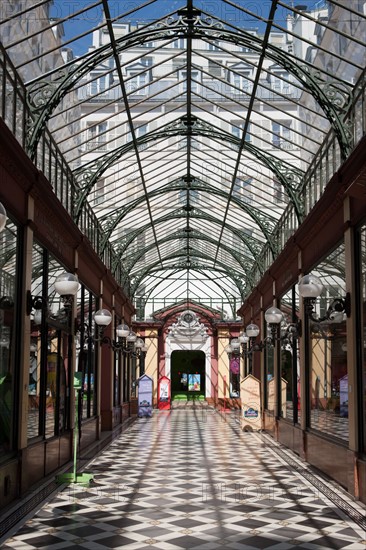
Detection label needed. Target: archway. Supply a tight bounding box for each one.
[171,350,205,402]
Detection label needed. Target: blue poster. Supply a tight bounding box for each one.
[138,374,153,417]
[339,374,348,418]
[188,374,200,392]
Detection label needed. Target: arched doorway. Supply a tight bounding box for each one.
[171,350,205,401]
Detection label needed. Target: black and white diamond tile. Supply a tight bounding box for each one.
[1,409,365,549]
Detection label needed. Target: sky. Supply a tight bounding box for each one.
[51,0,326,56]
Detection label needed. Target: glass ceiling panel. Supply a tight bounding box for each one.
[1,0,365,315]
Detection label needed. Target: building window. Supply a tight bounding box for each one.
[172,38,186,48]
[208,60,222,77]
[232,71,252,94]
[272,121,292,149]
[178,188,200,205]
[89,74,109,96]
[273,177,286,204]
[208,40,220,51]
[87,122,107,151]
[181,70,200,94]
[126,123,149,149]
[271,72,291,95]
[94,178,105,205]
[232,122,251,142]
[233,176,253,203]
[126,71,147,95]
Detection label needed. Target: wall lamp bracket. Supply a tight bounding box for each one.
[299,274,351,323]
[26,290,47,316]
[0,295,14,310]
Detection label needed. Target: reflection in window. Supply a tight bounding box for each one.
[310,321,348,440]
[0,219,18,455]
[28,243,43,440]
[361,223,366,452]
[76,286,97,420]
[308,246,348,441]
[229,356,240,398]
[28,245,72,440]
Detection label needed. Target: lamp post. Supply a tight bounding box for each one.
[298,273,350,322]
[238,331,249,376]
[54,272,80,308]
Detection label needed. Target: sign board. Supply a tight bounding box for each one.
[339,374,348,418]
[74,371,83,390]
[158,376,171,410]
[137,374,153,417]
[240,374,261,431]
[188,373,200,391]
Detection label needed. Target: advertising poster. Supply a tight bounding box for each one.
[339,374,348,418]
[138,374,153,417]
[158,376,171,410]
[188,373,200,392]
[230,357,240,374]
[240,374,261,431]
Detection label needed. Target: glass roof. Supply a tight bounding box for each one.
[1,0,365,318]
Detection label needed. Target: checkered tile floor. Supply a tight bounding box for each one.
[2,409,365,549]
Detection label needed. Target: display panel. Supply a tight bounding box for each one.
[188,374,200,392]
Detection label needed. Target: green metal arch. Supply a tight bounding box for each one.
[129,251,248,298]
[102,180,276,254]
[121,229,254,274]
[73,117,305,221]
[109,202,272,264]
[26,13,353,160]
[135,267,241,317]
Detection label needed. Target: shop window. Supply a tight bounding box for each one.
[229,355,240,397]
[76,287,98,420]
[265,341,275,413]
[27,245,74,440]
[279,289,300,424]
[359,223,366,451]
[307,246,348,441]
[0,218,18,455]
